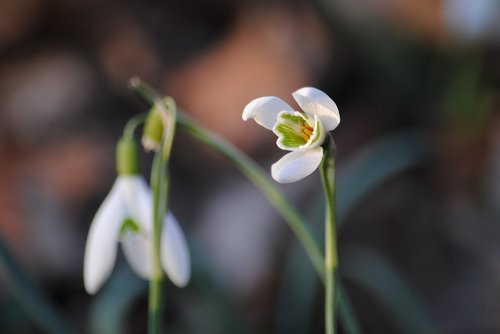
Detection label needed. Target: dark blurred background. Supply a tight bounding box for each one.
[0,0,499,333]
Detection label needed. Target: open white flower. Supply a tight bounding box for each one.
[243,87,340,183]
[83,175,191,294]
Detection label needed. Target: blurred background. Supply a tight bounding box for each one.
[0,0,499,333]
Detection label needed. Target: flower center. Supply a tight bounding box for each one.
[273,111,322,150]
[301,123,314,141]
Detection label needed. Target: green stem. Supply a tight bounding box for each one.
[149,148,165,334]
[320,137,338,334]
[123,113,147,139]
[141,96,177,334]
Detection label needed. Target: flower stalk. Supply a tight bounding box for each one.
[128,78,178,333]
[320,136,338,334]
[120,105,168,334]
[147,98,177,334]
[123,113,147,140]
[148,149,165,334]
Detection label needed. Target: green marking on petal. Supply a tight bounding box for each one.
[120,218,140,237]
[274,112,318,149]
[275,123,308,147]
[280,113,306,124]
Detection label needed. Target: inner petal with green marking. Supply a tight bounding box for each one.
[273,111,323,151]
[120,217,141,237]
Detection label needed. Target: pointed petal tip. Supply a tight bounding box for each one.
[83,277,99,295]
[242,97,260,121]
[161,213,192,288]
[83,251,111,295]
[121,233,152,280]
[243,96,275,121]
[170,267,191,288]
[242,96,293,130]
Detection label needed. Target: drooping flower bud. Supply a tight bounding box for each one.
[141,106,164,152]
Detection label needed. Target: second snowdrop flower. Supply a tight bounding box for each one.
[243,87,340,183]
[83,137,191,295]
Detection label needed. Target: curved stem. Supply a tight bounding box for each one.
[320,137,338,334]
[177,112,325,279]
[123,113,147,139]
[176,112,362,333]
[144,96,177,334]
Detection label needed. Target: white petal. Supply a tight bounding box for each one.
[117,176,154,279]
[121,233,152,279]
[161,213,191,287]
[83,180,125,294]
[292,87,340,131]
[242,96,294,130]
[119,176,153,234]
[271,147,324,183]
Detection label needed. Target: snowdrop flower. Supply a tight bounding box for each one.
[83,138,190,294]
[243,87,340,183]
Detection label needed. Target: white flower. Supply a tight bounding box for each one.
[243,87,340,183]
[83,175,191,294]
